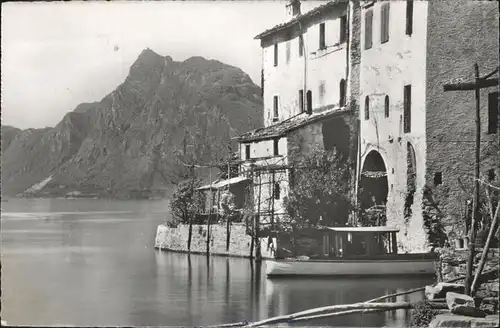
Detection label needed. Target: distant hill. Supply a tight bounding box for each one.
[1,125,22,152]
[1,49,263,198]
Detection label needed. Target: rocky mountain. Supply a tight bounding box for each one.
[1,125,22,152]
[1,49,263,198]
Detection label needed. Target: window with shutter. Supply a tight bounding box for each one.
[273,96,279,121]
[384,95,390,118]
[245,145,250,160]
[488,92,499,134]
[286,41,291,64]
[404,85,412,133]
[306,90,312,114]
[364,96,370,120]
[319,23,326,49]
[299,89,304,112]
[274,44,278,67]
[381,3,390,43]
[260,69,264,97]
[406,0,414,35]
[339,15,347,43]
[339,79,346,106]
[299,35,304,57]
[365,10,373,50]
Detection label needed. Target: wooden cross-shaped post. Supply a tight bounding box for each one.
[443,63,499,296]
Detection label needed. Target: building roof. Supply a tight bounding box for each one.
[197,176,251,191]
[234,106,351,143]
[254,0,345,40]
[325,226,400,233]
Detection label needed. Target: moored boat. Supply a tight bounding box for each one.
[266,226,438,277]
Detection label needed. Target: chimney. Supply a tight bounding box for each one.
[286,0,301,21]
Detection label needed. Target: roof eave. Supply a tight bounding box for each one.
[254,0,345,40]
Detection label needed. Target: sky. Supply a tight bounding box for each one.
[1,1,326,129]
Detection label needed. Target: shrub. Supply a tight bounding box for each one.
[409,301,440,328]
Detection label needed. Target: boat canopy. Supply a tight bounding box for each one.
[197,176,251,191]
[324,226,400,233]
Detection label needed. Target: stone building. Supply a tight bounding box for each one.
[358,0,499,252]
[234,0,362,233]
[234,0,498,253]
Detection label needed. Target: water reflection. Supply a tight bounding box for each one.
[2,199,434,327]
[263,275,431,327]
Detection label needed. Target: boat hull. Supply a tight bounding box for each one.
[266,256,437,277]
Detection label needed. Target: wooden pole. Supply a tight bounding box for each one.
[246,302,413,327]
[255,171,262,261]
[465,63,481,296]
[187,165,195,252]
[443,78,498,91]
[471,191,500,294]
[207,167,213,257]
[226,145,231,252]
[249,165,255,259]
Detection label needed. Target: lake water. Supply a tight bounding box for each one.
[1,198,434,326]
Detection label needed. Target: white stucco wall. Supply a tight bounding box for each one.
[262,5,348,127]
[359,0,428,252]
[239,137,288,160]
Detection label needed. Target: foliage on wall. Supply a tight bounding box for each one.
[283,148,353,234]
[170,171,203,225]
[404,143,417,225]
[422,184,448,248]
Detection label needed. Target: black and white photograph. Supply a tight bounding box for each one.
[1,0,499,327]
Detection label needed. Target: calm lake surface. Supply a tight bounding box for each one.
[1,198,434,327]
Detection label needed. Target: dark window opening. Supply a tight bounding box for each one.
[273,138,279,156]
[299,35,304,57]
[384,95,390,118]
[434,172,442,186]
[364,96,370,120]
[488,92,498,134]
[380,3,390,44]
[319,23,326,49]
[299,89,304,112]
[292,2,300,16]
[488,169,496,182]
[319,82,326,100]
[260,69,264,97]
[340,15,347,44]
[274,182,281,200]
[404,85,412,133]
[274,44,278,67]
[406,0,413,35]
[245,145,250,160]
[339,79,346,106]
[306,90,312,114]
[273,96,279,121]
[286,41,291,63]
[364,9,373,50]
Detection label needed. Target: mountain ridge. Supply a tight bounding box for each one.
[1,49,263,198]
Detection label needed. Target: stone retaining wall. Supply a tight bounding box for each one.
[437,247,499,315]
[154,223,276,259]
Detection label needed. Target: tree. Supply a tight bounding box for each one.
[169,171,203,226]
[283,148,354,231]
[216,151,239,181]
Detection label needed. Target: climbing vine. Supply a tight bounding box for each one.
[421,184,448,248]
[404,143,417,226]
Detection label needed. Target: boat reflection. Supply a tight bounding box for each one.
[263,271,433,327]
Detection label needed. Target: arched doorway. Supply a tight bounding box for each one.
[359,150,388,226]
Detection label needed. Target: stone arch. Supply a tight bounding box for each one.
[359,150,388,225]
